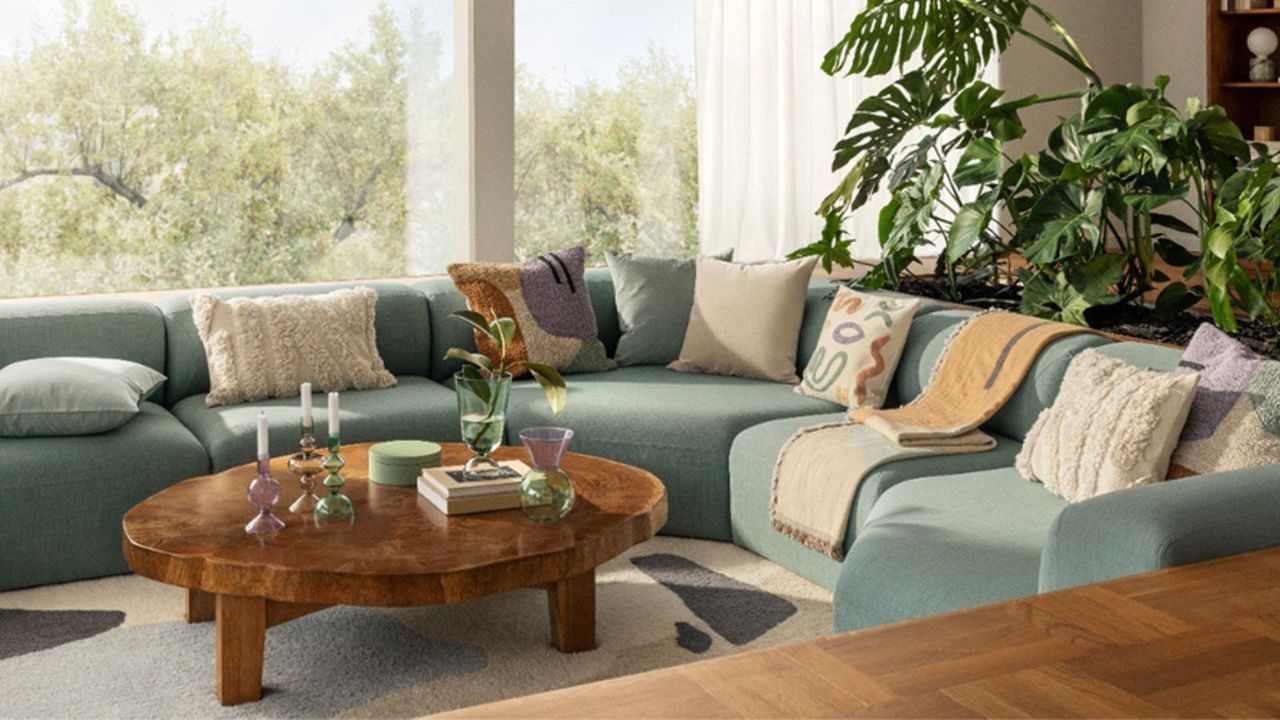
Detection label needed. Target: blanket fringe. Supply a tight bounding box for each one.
[769,421,852,560]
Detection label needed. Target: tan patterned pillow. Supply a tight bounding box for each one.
[1017,349,1199,503]
[795,287,920,408]
[447,245,615,377]
[191,287,396,407]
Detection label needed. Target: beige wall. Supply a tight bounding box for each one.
[998,0,1144,156]
[1142,0,1208,110]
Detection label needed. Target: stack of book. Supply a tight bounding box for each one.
[417,461,530,515]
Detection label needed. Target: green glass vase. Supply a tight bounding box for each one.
[454,371,512,480]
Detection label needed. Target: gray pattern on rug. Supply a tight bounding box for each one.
[631,553,797,645]
[0,538,830,718]
[0,608,125,660]
[0,607,486,719]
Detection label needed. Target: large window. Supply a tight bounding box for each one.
[514,0,697,262]
[0,0,450,298]
[0,1,696,300]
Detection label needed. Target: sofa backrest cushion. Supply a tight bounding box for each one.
[416,267,621,383]
[886,308,1113,440]
[1094,340,1182,372]
[158,281,429,406]
[0,298,167,399]
[890,309,973,405]
[983,333,1114,440]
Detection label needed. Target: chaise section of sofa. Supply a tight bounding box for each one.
[156,281,459,471]
[0,299,209,591]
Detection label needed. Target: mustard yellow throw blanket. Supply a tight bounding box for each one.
[771,311,1089,559]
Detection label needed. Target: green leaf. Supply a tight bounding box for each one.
[1151,212,1197,235]
[825,0,1029,91]
[490,317,517,354]
[443,347,492,371]
[947,202,992,262]
[526,362,568,415]
[1154,282,1203,320]
[1154,238,1197,267]
[451,310,496,341]
[457,364,492,405]
[953,137,1003,187]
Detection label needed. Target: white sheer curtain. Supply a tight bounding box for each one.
[694,0,888,262]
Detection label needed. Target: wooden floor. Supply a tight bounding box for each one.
[441,548,1280,718]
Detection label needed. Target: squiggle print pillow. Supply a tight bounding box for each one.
[794,287,920,409]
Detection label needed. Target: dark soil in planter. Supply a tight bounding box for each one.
[888,278,1280,360]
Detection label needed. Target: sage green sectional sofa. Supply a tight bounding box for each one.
[3,270,1279,642]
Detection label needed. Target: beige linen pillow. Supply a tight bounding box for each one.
[668,256,818,383]
[795,287,920,408]
[1016,348,1199,503]
[191,287,396,407]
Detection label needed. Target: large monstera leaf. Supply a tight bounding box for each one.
[824,0,1030,91]
[822,72,948,216]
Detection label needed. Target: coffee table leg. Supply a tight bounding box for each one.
[548,569,596,653]
[216,594,266,706]
[186,588,216,623]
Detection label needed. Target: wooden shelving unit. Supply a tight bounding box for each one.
[1209,2,1280,134]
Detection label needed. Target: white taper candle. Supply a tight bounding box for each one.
[257,411,268,458]
[300,382,312,420]
[328,392,340,436]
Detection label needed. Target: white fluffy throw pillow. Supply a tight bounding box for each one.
[191,287,396,407]
[1016,348,1199,503]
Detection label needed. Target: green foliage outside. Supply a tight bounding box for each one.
[0,0,697,299]
[790,0,1277,331]
[515,46,698,262]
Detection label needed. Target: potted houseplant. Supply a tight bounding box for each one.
[446,311,567,479]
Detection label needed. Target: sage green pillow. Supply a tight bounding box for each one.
[0,358,166,437]
[606,250,733,366]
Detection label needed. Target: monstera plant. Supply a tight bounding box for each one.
[790,0,1257,328]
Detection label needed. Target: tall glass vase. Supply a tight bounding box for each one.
[454,372,512,480]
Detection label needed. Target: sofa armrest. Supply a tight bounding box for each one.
[1039,465,1280,592]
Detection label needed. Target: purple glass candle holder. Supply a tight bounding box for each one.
[245,453,286,534]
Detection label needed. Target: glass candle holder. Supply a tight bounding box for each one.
[314,434,354,520]
[245,453,286,534]
[286,417,325,513]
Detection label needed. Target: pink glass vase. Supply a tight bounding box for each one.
[518,427,575,524]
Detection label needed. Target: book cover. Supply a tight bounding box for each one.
[418,476,521,515]
[421,460,530,498]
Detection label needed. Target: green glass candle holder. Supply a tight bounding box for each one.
[314,434,354,520]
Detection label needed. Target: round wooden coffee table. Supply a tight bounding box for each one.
[122,442,667,706]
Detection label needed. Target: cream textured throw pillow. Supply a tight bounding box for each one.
[668,256,819,383]
[794,287,920,408]
[1016,348,1199,503]
[191,287,396,407]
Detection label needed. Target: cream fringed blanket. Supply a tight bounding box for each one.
[771,311,1091,559]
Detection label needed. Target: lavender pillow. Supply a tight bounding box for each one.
[1170,324,1280,477]
[447,246,616,376]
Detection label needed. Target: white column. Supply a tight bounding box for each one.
[454,0,515,263]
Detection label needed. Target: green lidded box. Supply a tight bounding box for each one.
[368,440,443,486]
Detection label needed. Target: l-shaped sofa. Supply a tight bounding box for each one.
[3,270,1279,634]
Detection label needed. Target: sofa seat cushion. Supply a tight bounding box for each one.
[173,376,459,472]
[502,366,840,540]
[834,466,1065,632]
[0,403,210,591]
[729,414,1023,589]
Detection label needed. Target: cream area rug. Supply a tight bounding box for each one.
[0,538,830,719]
